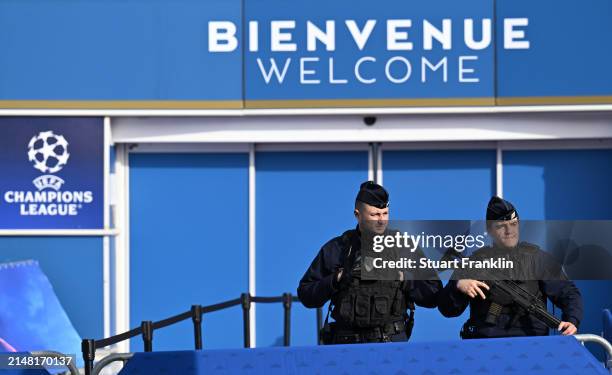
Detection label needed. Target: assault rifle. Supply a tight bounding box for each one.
[485,278,561,329]
[438,248,561,329]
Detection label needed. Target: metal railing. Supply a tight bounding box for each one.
[575,334,612,372]
[82,292,320,375]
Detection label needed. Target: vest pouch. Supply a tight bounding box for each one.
[371,295,390,324]
[391,295,405,316]
[354,294,371,326]
[386,281,405,318]
[338,294,355,323]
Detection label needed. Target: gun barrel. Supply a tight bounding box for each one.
[528,304,562,328]
[489,279,561,330]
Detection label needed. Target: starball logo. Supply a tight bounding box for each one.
[28,131,70,190]
[3,131,94,216]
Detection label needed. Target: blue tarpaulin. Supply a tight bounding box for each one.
[0,260,81,372]
[118,335,608,375]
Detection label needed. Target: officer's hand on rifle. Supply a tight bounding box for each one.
[457,279,490,299]
[558,321,577,335]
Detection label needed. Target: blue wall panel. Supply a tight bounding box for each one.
[129,153,248,351]
[0,0,242,101]
[0,237,104,340]
[496,0,612,98]
[504,149,612,359]
[383,149,496,342]
[383,150,496,220]
[255,151,368,346]
[503,150,612,220]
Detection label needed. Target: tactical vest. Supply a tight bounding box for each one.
[331,279,408,328]
[330,229,408,328]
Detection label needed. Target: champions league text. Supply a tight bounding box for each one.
[208,18,530,85]
[4,190,93,216]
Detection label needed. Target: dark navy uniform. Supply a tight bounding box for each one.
[297,181,442,344]
[437,197,583,338]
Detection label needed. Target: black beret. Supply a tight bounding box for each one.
[356,181,389,209]
[486,196,519,221]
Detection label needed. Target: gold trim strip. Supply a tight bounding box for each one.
[1,96,610,109]
[245,98,495,109]
[0,100,244,109]
[497,96,612,106]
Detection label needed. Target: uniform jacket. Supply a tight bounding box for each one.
[437,242,583,337]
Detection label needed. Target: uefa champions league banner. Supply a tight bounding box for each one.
[0,118,104,230]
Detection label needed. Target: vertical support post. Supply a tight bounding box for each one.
[376,142,383,185]
[248,144,257,346]
[192,305,203,350]
[114,143,131,354]
[496,143,503,198]
[241,293,251,348]
[282,293,292,347]
[370,142,379,183]
[81,339,95,375]
[102,116,111,340]
[141,321,153,352]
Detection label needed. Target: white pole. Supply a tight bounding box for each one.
[103,117,111,340]
[248,144,257,348]
[496,143,503,198]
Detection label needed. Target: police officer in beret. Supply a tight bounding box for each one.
[437,196,583,338]
[298,181,442,344]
